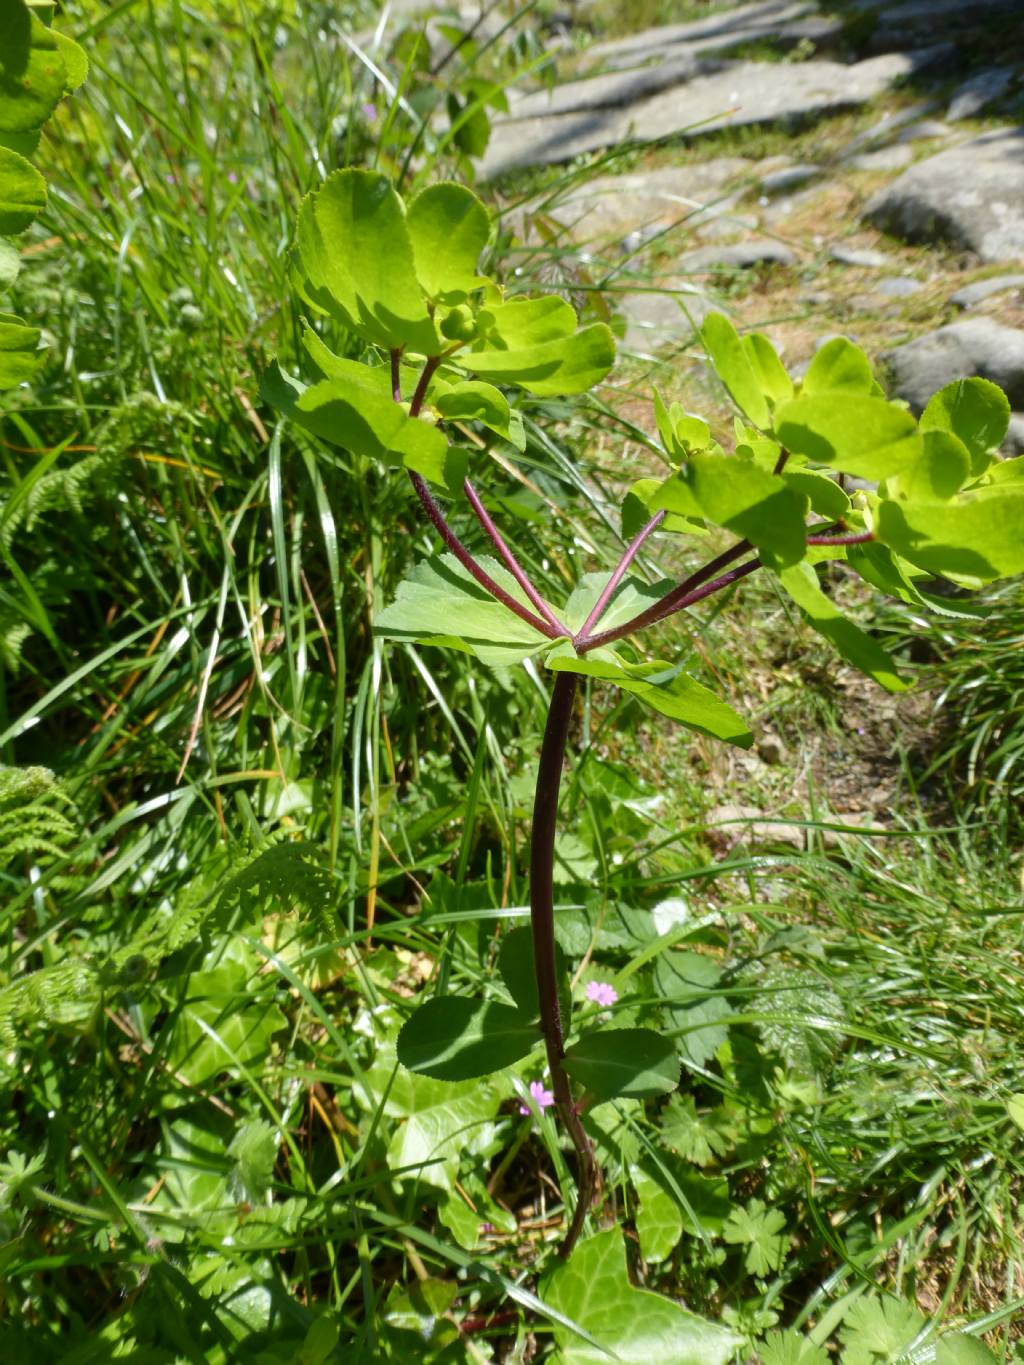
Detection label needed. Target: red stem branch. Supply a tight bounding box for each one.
[574,511,665,645]
[463,478,568,635]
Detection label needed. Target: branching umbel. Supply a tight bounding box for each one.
[265,168,1024,1259]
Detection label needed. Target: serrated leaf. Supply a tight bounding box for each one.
[458,320,616,397]
[801,337,875,395]
[52,30,88,93]
[760,1329,830,1365]
[934,1336,998,1364]
[652,453,809,568]
[839,1296,926,1361]
[778,561,907,692]
[702,312,772,428]
[723,1198,788,1276]
[563,1027,679,1100]
[774,392,922,479]
[406,181,490,301]
[662,1095,736,1166]
[0,0,68,134]
[0,144,45,234]
[375,553,551,666]
[397,996,539,1081]
[543,1228,741,1364]
[921,376,1010,478]
[0,309,39,388]
[545,641,753,747]
[876,488,1024,584]
[291,168,439,354]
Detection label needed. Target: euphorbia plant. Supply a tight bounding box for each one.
[266,168,1024,1261]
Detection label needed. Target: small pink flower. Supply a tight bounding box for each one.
[586,980,618,1007]
[519,1080,555,1115]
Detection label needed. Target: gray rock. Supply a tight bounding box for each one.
[896,119,953,143]
[760,163,820,194]
[549,159,753,243]
[757,733,788,765]
[1003,413,1024,455]
[618,285,716,350]
[950,274,1024,309]
[839,99,940,158]
[864,127,1024,263]
[505,53,709,121]
[480,53,924,178]
[681,239,796,271]
[830,245,894,268]
[874,276,923,297]
[947,66,1017,121]
[847,144,914,173]
[858,0,1019,48]
[882,318,1024,412]
[707,803,804,853]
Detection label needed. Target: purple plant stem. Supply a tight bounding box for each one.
[463,478,569,636]
[410,356,440,417]
[805,530,875,546]
[530,671,600,1257]
[390,349,402,404]
[574,511,665,645]
[408,474,563,640]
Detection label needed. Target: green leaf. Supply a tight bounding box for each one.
[778,562,908,692]
[633,1167,684,1263]
[0,0,68,133]
[623,479,705,537]
[458,321,616,397]
[52,29,88,93]
[0,309,39,388]
[801,336,875,395]
[891,428,970,502]
[497,925,570,1025]
[261,362,461,488]
[701,313,772,428]
[0,144,45,234]
[784,469,851,520]
[375,553,550,667]
[654,950,730,1067]
[847,541,985,619]
[760,1329,830,1365]
[563,1027,679,1100]
[839,1296,925,1362]
[406,181,490,301]
[662,1095,736,1167]
[723,1198,788,1276]
[0,236,18,289]
[1007,1093,1024,1131]
[545,642,753,748]
[291,168,439,354]
[652,453,809,568]
[774,393,922,479]
[876,488,1024,584]
[743,332,793,407]
[480,295,577,348]
[432,377,514,443]
[542,1228,741,1364]
[934,1336,998,1364]
[920,376,1010,478]
[397,995,539,1081]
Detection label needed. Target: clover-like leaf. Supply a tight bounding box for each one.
[406,181,490,302]
[0,0,69,134]
[778,562,908,692]
[723,1198,788,1276]
[397,996,540,1081]
[563,1027,679,1100]
[920,376,1010,478]
[0,144,45,234]
[800,336,875,396]
[542,1228,741,1364]
[291,168,439,354]
[0,310,40,388]
[457,320,615,397]
[774,392,922,480]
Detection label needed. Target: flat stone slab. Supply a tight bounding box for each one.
[549,159,753,243]
[506,53,711,121]
[760,163,820,194]
[947,67,1017,121]
[618,285,716,350]
[681,239,796,271]
[481,52,922,178]
[864,127,1024,263]
[873,276,923,297]
[950,274,1024,309]
[882,318,1024,412]
[846,145,914,173]
[831,245,894,267]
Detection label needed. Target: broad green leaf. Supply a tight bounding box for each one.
[162,985,287,1087]
[52,30,88,93]
[778,562,908,692]
[921,376,1010,478]
[375,553,550,666]
[979,453,1024,487]
[457,321,616,397]
[291,168,439,354]
[300,324,396,392]
[1007,1093,1024,1131]
[479,295,577,348]
[876,488,1024,584]
[0,0,68,133]
[935,1338,998,1365]
[261,362,461,488]
[560,572,672,638]
[847,541,986,619]
[498,925,570,1025]
[723,1198,788,1276]
[545,642,753,748]
[743,332,793,407]
[652,453,809,568]
[801,336,874,395]
[0,236,18,288]
[784,469,851,520]
[701,312,772,429]
[674,412,712,451]
[396,996,539,1081]
[839,1297,926,1362]
[760,1330,830,1365]
[0,144,45,234]
[406,181,490,301]
[633,1167,683,1263]
[563,1027,679,1100]
[0,309,39,388]
[433,378,514,442]
[622,480,705,537]
[654,950,730,1067]
[891,428,970,502]
[774,393,922,479]
[653,387,677,455]
[662,1095,736,1167]
[542,1228,741,1364]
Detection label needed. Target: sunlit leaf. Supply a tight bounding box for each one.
[0,0,68,133]
[0,310,40,388]
[778,562,907,692]
[397,996,539,1081]
[498,925,570,1025]
[876,488,1024,584]
[457,321,616,397]
[723,1198,788,1276]
[563,1027,679,1100]
[406,181,490,302]
[920,376,1010,478]
[0,144,45,234]
[774,393,922,479]
[800,336,875,395]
